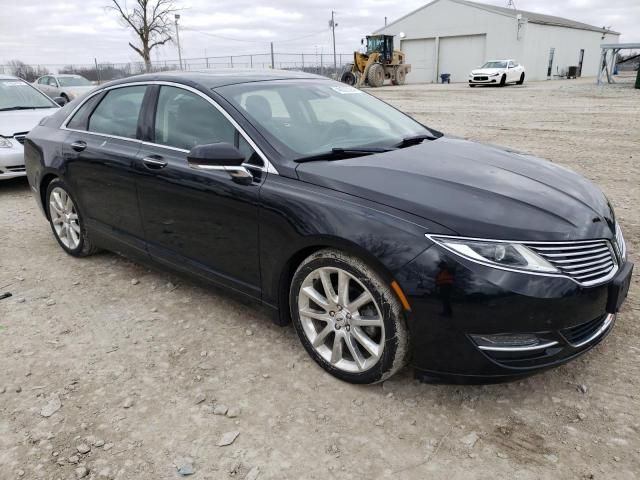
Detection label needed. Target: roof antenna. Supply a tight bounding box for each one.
[507,0,517,9]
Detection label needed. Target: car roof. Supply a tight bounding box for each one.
[100,69,329,90]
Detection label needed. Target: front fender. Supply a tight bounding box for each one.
[258,174,455,308]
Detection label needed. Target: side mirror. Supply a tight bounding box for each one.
[53,96,67,106]
[187,142,253,185]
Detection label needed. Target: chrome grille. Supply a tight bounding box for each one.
[13,132,28,144]
[526,240,616,286]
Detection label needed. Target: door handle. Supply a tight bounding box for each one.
[142,156,168,169]
[70,140,87,152]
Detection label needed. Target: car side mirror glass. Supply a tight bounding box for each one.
[187,142,245,168]
[53,96,67,106]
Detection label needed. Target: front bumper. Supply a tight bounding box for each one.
[396,245,632,383]
[469,76,500,84]
[0,141,26,179]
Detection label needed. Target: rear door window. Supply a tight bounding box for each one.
[88,86,147,139]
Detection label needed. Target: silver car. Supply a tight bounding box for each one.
[33,74,95,102]
[0,75,59,180]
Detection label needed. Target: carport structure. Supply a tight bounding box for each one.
[597,43,640,85]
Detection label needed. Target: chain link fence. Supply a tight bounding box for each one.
[0,53,353,84]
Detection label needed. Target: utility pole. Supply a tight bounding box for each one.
[175,14,183,70]
[270,42,275,69]
[329,11,338,76]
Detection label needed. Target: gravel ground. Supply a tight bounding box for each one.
[1,76,639,480]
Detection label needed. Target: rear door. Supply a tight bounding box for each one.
[134,84,265,297]
[62,85,149,254]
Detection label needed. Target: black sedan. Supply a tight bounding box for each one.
[24,70,632,384]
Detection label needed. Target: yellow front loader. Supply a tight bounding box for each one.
[340,35,411,88]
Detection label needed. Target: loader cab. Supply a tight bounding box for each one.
[366,35,394,64]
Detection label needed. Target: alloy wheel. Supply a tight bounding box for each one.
[298,267,385,373]
[49,187,81,250]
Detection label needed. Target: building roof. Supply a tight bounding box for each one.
[376,0,620,35]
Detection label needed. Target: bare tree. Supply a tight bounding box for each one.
[8,60,50,82]
[108,0,178,72]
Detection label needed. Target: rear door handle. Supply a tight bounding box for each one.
[142,156,168,169]
[70,140,87,152]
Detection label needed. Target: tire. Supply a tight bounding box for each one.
[61,93,69,102]
[367,63,385,87]
[469,84,476,88]
[499,74,506,87]
[340,71,356,86]
[391,66,407,86]
[516,72,525,85]
[290,249,409,384]
[46,178,97,257]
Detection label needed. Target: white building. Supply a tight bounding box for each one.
[374,0,620,83]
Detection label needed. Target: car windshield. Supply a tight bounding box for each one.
[481,61,507,69]
[0,79,56,110]
[218,80,436,159]
[57,76,91,87]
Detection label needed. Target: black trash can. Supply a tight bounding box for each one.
[440,73,451,84]
[567,66,578,79]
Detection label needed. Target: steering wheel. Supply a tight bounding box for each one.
[319,120,352,146]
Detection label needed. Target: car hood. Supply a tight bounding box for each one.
[471,68,505,75]
[295,137,615,241]
[0,108,57,136]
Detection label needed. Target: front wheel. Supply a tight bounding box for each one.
[516,72,525,85]
[46,179,97,257]
[499,74,506,87]
[290,249,409,384]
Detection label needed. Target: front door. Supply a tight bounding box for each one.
[63,85,148,253]
[135,85,265,297]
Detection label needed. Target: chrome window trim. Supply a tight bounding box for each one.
[425,233,619,287]
[60,80,278,175]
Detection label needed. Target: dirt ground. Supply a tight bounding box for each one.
[1,76,639,480]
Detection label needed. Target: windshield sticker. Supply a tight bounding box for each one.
[331,85,362,95]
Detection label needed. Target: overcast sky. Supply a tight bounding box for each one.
[0,0,637,67]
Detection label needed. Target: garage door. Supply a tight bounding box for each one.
[400,38,436,84]
[438,34,486,83]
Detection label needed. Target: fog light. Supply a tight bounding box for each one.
[471,333,558,352]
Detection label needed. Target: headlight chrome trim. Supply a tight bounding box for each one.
[425,234,620,287]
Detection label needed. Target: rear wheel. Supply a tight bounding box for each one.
[340,70,356,86]
[290,249,409,384]
[367,63,385,87]
[391,66,407,85]
[46,179,97,257]
[499,74,506,87]
[516,72,525,85]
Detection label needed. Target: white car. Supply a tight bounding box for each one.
[0,75,60,180]
[469,60,525,87]
[33,74,95,103]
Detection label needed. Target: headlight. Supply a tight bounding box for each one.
[490,73,500,77]
[615,223,627,261]
[427,235,558,273]
[0,136,13,148]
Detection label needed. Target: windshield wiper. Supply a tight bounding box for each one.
[0,106,53,111]
[394,134,438,148]
[294,147,395,163]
